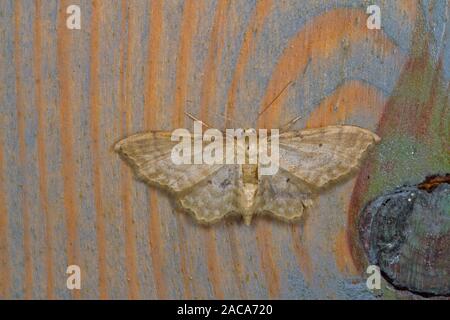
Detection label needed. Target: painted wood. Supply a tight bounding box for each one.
[0,0,448,299]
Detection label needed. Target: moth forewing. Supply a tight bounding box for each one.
[277,126,381,190]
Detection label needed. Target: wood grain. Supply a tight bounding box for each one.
[0,0,448,299]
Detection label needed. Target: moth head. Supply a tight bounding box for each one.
[245,128,257,135]
[233,128,257,140]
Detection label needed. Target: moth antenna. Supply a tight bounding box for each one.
[185,111,237,142]
[184,112,212,129]
[280,115,302,133]
[256,81,293,120]
[214,112,234,123]
[256,58,311,126]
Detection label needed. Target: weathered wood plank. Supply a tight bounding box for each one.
[0,0,448,299]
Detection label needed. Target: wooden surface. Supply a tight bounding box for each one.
[0,0,448,299]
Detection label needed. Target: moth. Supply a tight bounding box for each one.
[115,120,380,225]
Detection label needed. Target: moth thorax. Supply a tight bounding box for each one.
[240,164,258,225]
[242,164,258,184]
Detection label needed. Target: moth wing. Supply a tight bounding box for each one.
[114,131,223,194]
[177,164,243,224]
[254,169,314,221]
[277,125,380,189]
